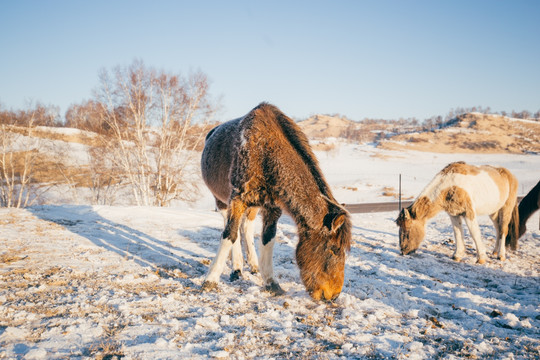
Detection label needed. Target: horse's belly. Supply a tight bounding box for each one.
[462,173,507,215]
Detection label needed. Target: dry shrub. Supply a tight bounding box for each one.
[311,142,336,151]
[382,186,397,198]
[462,140,500,151]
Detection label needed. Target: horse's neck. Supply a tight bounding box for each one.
[519,183,540,223]
[285,194,328,231]
[413,175,447,220]
[411,195,443,221]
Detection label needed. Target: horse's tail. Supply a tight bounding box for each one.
[505,202,520,251]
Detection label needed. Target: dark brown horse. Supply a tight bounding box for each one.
[508,180,540,241]
[200,103,351,301]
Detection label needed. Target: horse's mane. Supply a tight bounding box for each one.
[250,103,336,202]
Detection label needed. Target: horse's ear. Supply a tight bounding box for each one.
[396,208,410,225]
[403,208,410,220]
[332,213,346,232]
[323,211,346,232]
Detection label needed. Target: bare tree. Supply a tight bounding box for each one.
[65,100,109,133]
[0,107,54,207]
[93,60,216,206]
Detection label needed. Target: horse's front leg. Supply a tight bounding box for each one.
[260,206,284,295]
[464,216,488,264]
[202,199,247,290]
[450,216,466,261]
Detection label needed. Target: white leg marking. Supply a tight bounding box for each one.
[241,216,259,273]
[205,237,234,284]
[259,237,276,286]
[464,216,487,264]
[220,208,243,273]
[231,234,243,272]
[450,216,465,260]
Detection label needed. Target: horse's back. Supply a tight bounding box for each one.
[467,167,512,215]
[429,163,516,215]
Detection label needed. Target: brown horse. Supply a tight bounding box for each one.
[508,180,540,240]
[396,162,519,263]
[200,103,351,301]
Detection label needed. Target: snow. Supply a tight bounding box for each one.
[1,142,539,359]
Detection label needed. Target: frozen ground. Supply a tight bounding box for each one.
[1,142,539,359]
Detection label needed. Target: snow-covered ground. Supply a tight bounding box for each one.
[1,142,539,359]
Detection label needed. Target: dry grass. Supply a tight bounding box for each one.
[2,150,93,187]
[380,113,540,154]
[382,186,398,198]
[4,125,98,146]
[311,142,337,151]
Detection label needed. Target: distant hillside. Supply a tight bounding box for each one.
[297,115,352,138]
[298,113,540,154]
[380,113,540,154]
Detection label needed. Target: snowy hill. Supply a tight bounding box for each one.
[381,113,540,154]
[298,112,540,154]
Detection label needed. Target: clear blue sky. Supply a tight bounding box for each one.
[1,0,539,121]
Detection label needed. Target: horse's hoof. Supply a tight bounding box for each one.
[498,256,506,261]
[476,258,487,265]
[201,281,219,292]
[452,255,462,262]
[229,269,242,282]
[250,267,259,275]
[265,281,285,296]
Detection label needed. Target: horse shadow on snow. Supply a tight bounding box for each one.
[29,205,210,286]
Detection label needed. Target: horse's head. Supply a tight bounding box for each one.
[396,207,425,255]
[296,208,351,301]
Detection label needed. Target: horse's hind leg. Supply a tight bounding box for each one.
[202,198,247,290]
[259,206,284,295]
[489,212,504,260]
[241,207,259,274]
[214,199,244,282]
[450,216,466,261]
[492,205,514,261]
[464,216,488,264]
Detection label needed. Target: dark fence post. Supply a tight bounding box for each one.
[398,174,402,212]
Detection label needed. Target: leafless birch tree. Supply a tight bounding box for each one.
[93,60,216,206]
[0,108,54,207]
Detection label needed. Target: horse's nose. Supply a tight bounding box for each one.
[317,284,342,302]
[327,291,341,302]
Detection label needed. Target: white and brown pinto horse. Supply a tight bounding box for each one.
[200,103,351,301]
[396,162,519,263]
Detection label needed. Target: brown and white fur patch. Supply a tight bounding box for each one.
[397,161,519,263]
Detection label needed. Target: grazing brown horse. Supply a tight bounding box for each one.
[200,103,351,301]
[508,180,540,240]
[396,162,519,263]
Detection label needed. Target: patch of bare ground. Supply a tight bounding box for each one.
[379,113,540,154]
